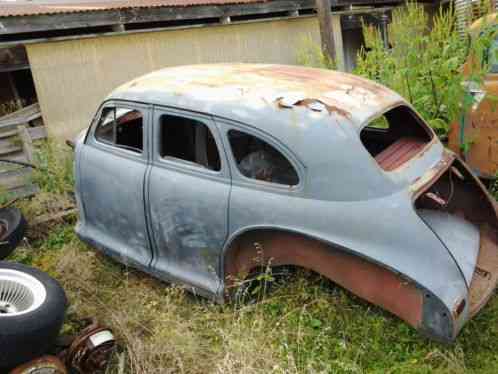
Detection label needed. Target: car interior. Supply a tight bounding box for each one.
[228,129,299,186]
[360,105,433,171]
[95,107,143,153]
[160,114,221,171]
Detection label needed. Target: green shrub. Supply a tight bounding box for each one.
[355,2,496,138]
[296,35,335,69]
[32,140,74,195]
[297,2,497,139]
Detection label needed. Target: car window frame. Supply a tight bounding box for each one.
[216,118,305,193]
[151,105,229,180]
[88,100,149,162]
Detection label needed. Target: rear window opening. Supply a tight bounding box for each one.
[360,106,433,171]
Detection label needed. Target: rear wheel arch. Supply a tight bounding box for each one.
[222,227,454,342]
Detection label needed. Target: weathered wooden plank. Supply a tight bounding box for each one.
[0,0,316,35]
[0,120,28,132]
[0,152,30,165]
[0,144,23,156]
[0,103,40,122]
[0,126,47,141]
[27,126,47,141]
[0,129,19,139]
[3,183,39,200]
[18,125,34,163]
[31,208,78,227]
[0,167,32,190]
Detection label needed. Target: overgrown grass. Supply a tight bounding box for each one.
[6,142,498,373]
[10,226,498,373]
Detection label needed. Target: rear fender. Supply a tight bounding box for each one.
[222,229,455,342]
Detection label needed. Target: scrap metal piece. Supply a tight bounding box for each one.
[64,318,116,374]
[10,356,67,374]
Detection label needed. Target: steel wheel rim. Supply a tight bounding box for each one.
[0,269,46,316]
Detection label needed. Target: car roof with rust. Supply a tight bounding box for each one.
[106,64,440,201]
[108,64,405,132]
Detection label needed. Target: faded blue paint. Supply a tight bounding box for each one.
[74,64,497,343]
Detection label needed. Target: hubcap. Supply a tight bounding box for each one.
[0,269,46,316]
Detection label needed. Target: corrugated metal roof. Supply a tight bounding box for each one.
[0,0,268,17]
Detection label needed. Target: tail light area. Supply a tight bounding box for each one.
[360,105,433,171]
[415,158,498,317]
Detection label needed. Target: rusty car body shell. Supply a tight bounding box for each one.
[74,64,498,343]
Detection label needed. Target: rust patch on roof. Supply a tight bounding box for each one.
[297,98,351,118]
[111,64,404,128]
[275,95,351,118]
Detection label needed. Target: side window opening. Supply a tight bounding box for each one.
[360,105,433,171]
[228,129,299,186]
[160,114,221,171]
[95,106,143,153]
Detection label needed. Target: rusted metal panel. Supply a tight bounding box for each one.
[375,137,427,171]
[225,232,424,329]
[112,64,402,131]
[468,224,498,316]
[448,13,498,178]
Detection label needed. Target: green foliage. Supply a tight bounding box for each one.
[296,35,335,69]
[32,140,74,195]
[355,2,496,138]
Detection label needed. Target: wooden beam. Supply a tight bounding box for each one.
[0,0,315,36]
[315,0,336,66]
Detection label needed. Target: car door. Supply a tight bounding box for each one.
[147,106,230,295]
[78,100,152,268]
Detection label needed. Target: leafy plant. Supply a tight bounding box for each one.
[32,140,74,195]
[296,35,335,69]
[355,2,496,138]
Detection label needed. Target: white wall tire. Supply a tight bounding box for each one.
[0,262,67,369]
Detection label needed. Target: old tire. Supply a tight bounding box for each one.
[0,207,27,260]
[0,262,67,369]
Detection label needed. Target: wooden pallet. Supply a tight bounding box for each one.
[0,104,47,200]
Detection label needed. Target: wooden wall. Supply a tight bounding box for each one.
[27,16,319,140]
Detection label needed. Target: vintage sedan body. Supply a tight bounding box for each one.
[74,64,498,342]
